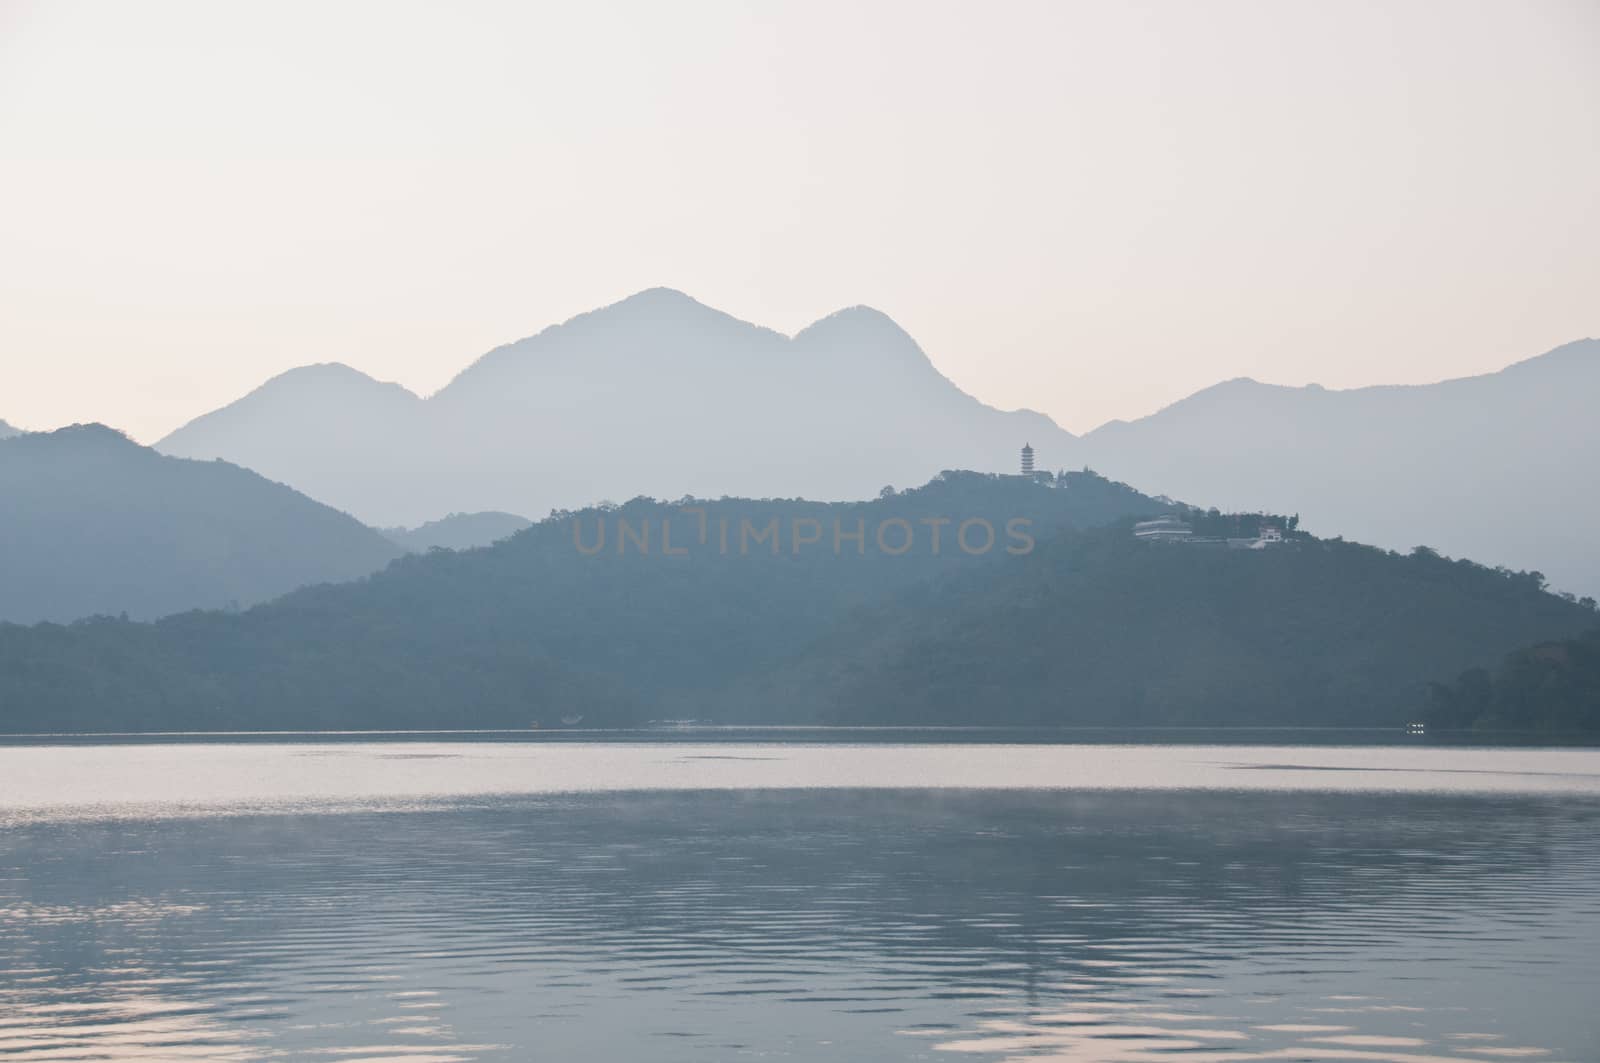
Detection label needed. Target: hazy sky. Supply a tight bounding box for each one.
[2,0,1596,441]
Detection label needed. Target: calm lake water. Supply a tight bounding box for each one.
[2,740,1599,1061]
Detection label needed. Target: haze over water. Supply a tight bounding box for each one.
[2,740,1598,1061]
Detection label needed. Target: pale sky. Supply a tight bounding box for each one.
[1,0,1596,442]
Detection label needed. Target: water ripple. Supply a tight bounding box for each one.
[1,786,1597,1061]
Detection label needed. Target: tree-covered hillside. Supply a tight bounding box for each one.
[0,425,402,624]
[1424,628,1600,733]
[0,471,1155,731]
[748,535,1595,727]
[1,466,1590,734]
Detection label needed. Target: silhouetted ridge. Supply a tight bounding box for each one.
[796,304,915,342]
[9,422,138,451]
[384,511,532,552]
[248,362,420,401]
[793,305,946,375]
[1495,336,1599,376]
[1079,337,1600,595]
[0,425,401,623]
[159,289,1079,526]
[442,288,788,395]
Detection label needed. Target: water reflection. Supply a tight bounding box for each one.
[2,790,1597,1061]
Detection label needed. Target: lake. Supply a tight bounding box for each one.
[2,739,1598,1061]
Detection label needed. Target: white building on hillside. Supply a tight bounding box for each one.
[1133,517,1193,541]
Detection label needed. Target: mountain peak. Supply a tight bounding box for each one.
[0,418,18,440]
[793,305,929,373]
[257,362,415,396]
[576,287,731,328]
[153,290,1081,525]
[613,286,701,308]
[587,287,776,335]
[1,423,158,468]
[797,304,909,339]
[160,364,419,451]
[35,423,140,449]
[440,288,786,396]
[1172,376,1283,405]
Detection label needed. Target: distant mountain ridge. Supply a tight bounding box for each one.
[0,419,18,440]
[160,289,1075,527]
[384,512,532,552]
[1077,337,1600,596]
[155,291,1597,593]
[0,425,401,623]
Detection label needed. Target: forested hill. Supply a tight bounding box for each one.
[746,534,1596,728]
[1,466,1589,734]
[1424,628,1600,733]
[0,471,1156,732]
[0,424,402,624]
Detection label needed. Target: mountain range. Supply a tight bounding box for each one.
[157,288,1073,528]
[1076,338,1600,597]
[154,291,1599,595]
[0,419,18,440]
[0,425,401,624]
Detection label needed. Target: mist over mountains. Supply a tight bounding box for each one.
[159,288,1072,528]
[154,290,1597,593]
[0,425,401,623]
